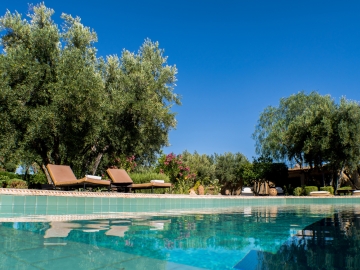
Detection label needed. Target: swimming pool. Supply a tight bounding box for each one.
[0,190,360,269]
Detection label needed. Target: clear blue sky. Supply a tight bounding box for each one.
[2,1,360,160]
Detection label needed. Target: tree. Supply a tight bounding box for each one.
[89,40,179,174]
[0,4,180,177]
[241,156,288,195]
[214,152,249,193]
[181,150,216,184]
[253,91,360,190]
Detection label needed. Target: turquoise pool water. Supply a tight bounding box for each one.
[1,204,359,269]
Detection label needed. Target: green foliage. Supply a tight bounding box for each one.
[320,186,334,194]
[283,185,294,196]
[254,91,360,190]
[241,156,288,194]
[0,178,28,189]
[7,179,28,189]
[304,186,318,195]
[192,181,201,194]
[337,186,353,190]
[113,155,137,173]
[0,171,20,180]
[129,172,169,184]
[181,151,216,184]
[293,187,304,196]
[207,179,221,195]
[29,172,48,185]
[214,152,248,186]
[156,153,196,184]
[4,162,17,172]
[0,3,180,176]
[128,172,171,194]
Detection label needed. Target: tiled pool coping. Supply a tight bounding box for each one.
[1,188,359,199]
[1,188,359,221]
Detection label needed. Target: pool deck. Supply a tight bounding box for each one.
[0,188,353,198]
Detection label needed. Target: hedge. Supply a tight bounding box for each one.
[304,186,318,195]
[293,187,304,196]
[320,186,334,194]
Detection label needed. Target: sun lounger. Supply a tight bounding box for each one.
[106,168,172,193]
[309,191,331,196]
[47,164,111,190]
[241,187,254,196]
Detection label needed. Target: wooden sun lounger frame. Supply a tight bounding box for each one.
[106,168,172,193]
[46,164,111,191]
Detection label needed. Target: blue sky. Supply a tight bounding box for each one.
[2,1,360,160]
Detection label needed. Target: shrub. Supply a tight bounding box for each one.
[7,179,28,189]
[338,186,353,190]
[29,172,48,185]
[4,162,17,172]
[304,186,318,195]
[113,155,137,173]
[129,172,171,194]
[282,185,294,196]
[0,171,20,180]
[129,173,170,184]
[156,153,196,184]
[293,187,304,196]
[320,186,334,194]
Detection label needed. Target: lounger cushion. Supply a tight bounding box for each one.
[47,164,110,187]
[129,183,172,189]
[106,169,134,184]
[47,164,84,186]
[106,168,172,190]
[84,178,110,186]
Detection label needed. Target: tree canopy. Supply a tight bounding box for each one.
[253,91,360,189]
[0,3,180,175]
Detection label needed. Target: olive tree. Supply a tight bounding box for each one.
[0,4,180,177]
[253,91,360,190]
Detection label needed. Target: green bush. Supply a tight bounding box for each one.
[29,172,48,185]
[283,185,294,196]
[304,186,318,195]
[129,172,171,194]
[129,173,170,184]
[4,162,17,172]
[320,186,334,194]
[0,171,20,180]
[0,179,9,188]
[293,187,304,196]
[338,186,353,190]
[7,179,28,189]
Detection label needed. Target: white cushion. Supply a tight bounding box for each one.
[151,180,165,183]
[243,187,252,192]
[310,191,329,194]
[86,175,102,180]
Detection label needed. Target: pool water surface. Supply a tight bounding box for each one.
[1,204,359,269]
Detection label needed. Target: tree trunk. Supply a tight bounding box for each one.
[343,170,360,190]
[91,145,109,175]
[334,164,345,194]
[42,164,54,185]
[91,152,103,175]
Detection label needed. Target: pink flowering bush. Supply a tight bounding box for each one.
[112,155,137,173]
[156,153,196,187]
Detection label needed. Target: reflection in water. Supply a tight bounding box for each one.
[259,210,360,270]
[1,205,360,269]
